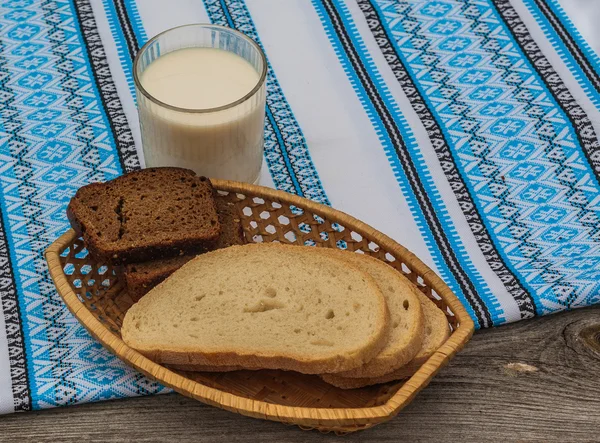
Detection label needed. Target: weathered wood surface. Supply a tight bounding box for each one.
[1,307,599,442]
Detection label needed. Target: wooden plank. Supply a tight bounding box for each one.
[1,307,599,442]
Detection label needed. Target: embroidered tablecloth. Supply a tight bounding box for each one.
[1,0,599,413]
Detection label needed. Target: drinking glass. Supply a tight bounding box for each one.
[133,24,267,184]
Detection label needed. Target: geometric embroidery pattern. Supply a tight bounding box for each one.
[0,0,164,411]
[355,0,536,321]
[364,0,600,314]
[313,0,500,327]
[2,0,600,415]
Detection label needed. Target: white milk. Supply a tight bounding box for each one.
[137,48,265,183]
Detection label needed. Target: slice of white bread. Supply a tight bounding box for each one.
[168,250,425,378]
[321,292,450,389]
[310,249,424,378]
[121,243,390,374]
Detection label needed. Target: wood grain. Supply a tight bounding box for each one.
[1,307,599,442]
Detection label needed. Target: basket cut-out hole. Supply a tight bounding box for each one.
[271,201,282,209]
[253,197,265,205]
[249,221,258,229]
[236,193,246,200]
[252,235,264,243]
[401,263,411,274]
[331,222,344,232]
[350,231,363,242]
[289,205,303,215]
[368,241,380,252]
[243,207,252,216]
[278,215,290,225]
[265,224,276,234]
[284,231,297,243]
[336,240,347,250]
[298,222,311,234]
[320,231,329,241]
[74,248,89,259]
[259,210,270,220]
[385,252,396,262]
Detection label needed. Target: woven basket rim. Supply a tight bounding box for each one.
[45,179,475,428]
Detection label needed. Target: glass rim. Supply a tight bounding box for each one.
[133,23,268,114]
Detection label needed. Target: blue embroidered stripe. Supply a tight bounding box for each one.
[113,0,138,62]
[0,0,165,409]
[101,0,137,100]
[367,0,600,313]
[545,0,600,79]
[0,26,32,413]
[520,0,600,110]
[492,0,600,221]
[519,0,600,186]
[121,0,147,48]
[314,0,503,327]
[74,0,139,172]
[69,0,164,401]
[354,0,536,321]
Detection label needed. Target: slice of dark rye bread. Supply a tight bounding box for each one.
[124,199,245,301]
[67,168,221,264]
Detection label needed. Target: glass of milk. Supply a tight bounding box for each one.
[133,24,267,184]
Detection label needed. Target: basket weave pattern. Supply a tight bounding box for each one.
[45,180,474,433]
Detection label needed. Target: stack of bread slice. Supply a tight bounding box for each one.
[67,167,450,389]
[67,167,246,301]
[121,243,450,388]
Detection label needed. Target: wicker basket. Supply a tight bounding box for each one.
[45,180,474,433]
